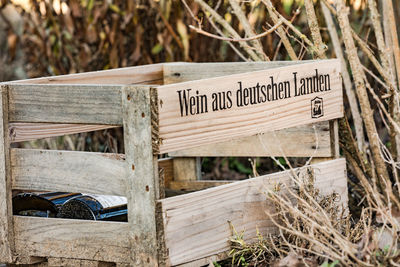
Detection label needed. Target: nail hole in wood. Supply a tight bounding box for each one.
[127,95,131,101]
[131,164,135,171]
[145,185,149,192]
[141,112,145,118]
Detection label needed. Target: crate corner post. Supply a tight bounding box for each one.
[0,84,15,264]
[121,85,167,266]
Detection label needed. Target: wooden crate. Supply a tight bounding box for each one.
[0,60,346,266]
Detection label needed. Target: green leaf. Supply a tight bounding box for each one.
[151,43,164,55]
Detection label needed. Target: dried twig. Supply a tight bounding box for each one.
[321,1,366,152]
[334,0,389,187]
[304,0,327,59]
[192,0,262,61]
[228,0,269,60]
[188,21,282,42]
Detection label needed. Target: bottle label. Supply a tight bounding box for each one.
[83,194,127,208]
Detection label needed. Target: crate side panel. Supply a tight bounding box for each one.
[160,158,347,265]
[169,121,331,157]
[163,61,315,84]
[11,148,126,196]
[13,216,130,263]
[157,60,343,153]
[8,84,122,124]
[9,123,117,143]
[11,63,163,86]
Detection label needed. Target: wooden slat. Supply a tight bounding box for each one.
[122,86,162,265]
[11,63,163,85]
[11,148,126,196]
[7,84,122,124]
[47,257,115,267]
[13,216,130,263]
[163,61,315,84]
[160,158,348,265]
[172,157,201,181]
[169,121,331,157]
[169,180,232,191]
[0,85,14,263]
[158,157,174,188]
[9,122,117,143]
[5,63,163,140]
[167,61,331,158]
[157,60,343,153]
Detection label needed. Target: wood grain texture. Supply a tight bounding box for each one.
[11,148,126,196]
[11,63,163,86]
[13,216,130,263]
[158,157,174,188]
[163,61,316,84]
[172,157,201,181]
[160,158,347,265]
[157,60,343,153]
[169,180,232,191]
[0,85,14,263]
[9,123,117,143]
[122,86,162,265]
[169,121,331,157]
[47,257,115,267]
[8,84,123,124]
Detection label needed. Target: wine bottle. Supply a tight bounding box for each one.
[59,194,127,222]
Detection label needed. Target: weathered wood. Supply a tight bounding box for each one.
[9,123,117,143]
[175,252,228,267]
[160,158,347,265]
[157,60,343,153]
[8,84,122,124]
[172,157,201,181]
[122,86,163,265]
[14,256,46,265]
[158,157,174,188]
[169,180,232,191]
[163,61,316,84]
[5,64,163,141]
[13,216,130,263]
[0,85,14,263]
[11,148,126,196]
[47,257,115,267]
[169,121,331,157]
[331,120,340,158]
[11,63,163,85]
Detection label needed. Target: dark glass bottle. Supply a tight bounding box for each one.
[59,194,127,222]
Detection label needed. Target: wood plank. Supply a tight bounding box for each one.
[5,63,163,141]
[160,158,348,265]
[158,157,174,188]
[10,63,163,85]
[169,121,331,157]
[11,148,126,196]
[172,157,201,181]
[47,258,115,267]
[122,86,163,265]
[169,180,232,191]
[166,62,331,158]
[13,216,130,263]
[0,85,14,263]
[157,60,343,153]
[7,84,122,124]
[9,123,117,143]
[163,61,316,84]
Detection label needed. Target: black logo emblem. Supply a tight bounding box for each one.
[311,97,323,118]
